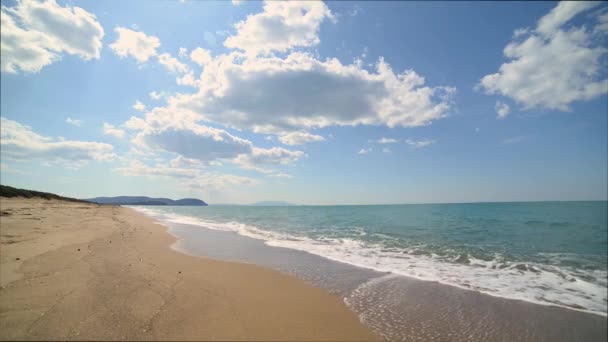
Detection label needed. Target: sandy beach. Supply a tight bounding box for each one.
[0,197,377,341]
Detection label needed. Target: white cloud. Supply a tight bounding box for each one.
[495,101,511,119]
[232,0,244,5]
[107,1,455,178]
[224,1,334,55]
[1,0,104,73]
[158,53,189,73]
[190,47,212,66]
[268,172,293,178]
[149,91,165,100]
[1,117,114,164]
[235,147,305,167]
[133,100,146,112]
[178,47,188,57]
[66,117,83,127]
[405,139,435,148]
[382,147,391,154]
[479,1,607,111]
[536,1,598,36]
[103,123,125,138]
[110,27,160,63]
[135,125,253,162]
[116,159,198,179]
[595,12,608,35]
[377,137,399,144]
[189,173,259,189]
[164,51,454,134]
[115,159,259,190]
[176,72,199,87]
[170,155,202,168]
[358,147,372,155]
[124,111,304,171]
[279,131,325,145]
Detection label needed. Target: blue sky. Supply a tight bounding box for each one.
[1,0,607,205]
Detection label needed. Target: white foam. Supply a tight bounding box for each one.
[130,206,608,316]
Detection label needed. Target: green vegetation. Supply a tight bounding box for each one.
[0,185,90,203]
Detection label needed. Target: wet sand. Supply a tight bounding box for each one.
[0,198,377,341]
[166,217,608,342]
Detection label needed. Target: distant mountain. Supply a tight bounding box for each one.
[251,201,294,206]
[85,196,207,206]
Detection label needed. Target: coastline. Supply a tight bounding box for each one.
[0,198,377,341]
[139,205,608,341]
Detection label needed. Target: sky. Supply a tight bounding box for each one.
[1,0,607,205]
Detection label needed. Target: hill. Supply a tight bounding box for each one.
[0,185,90,203]
[86,196,207,206]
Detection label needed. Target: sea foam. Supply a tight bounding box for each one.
[130,206,608,316]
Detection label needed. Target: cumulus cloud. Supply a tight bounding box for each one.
[224,1,334,55]
[115,159,197,179]
[279,131,325,145]
[479,1,607,111]
[405,139,435,148]
[110,0,454,178]
[176,72,199,87]
[495,101,511,119]
[358,147,372,155]
[110,27,160,63]
[1,117,114,164]
[382,147,391,154]
[268,172,293,178]
[189,173,259,189]
[123,111,304,171]
[149,91,165,100]
[103,123,125,138]
[1,0,104,73]
[135,125,252,162]
[170,155,202,168]
[66,117,83,127]
[115,159,258,190]
[158,52,189,73]
[376,137,399,144]
[133,100,146,112]
[190,47,212,66]
[178,47,188,57]
[235,147,305,168]
[165,52,454,134]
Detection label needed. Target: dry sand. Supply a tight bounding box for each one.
[0,197,377,341]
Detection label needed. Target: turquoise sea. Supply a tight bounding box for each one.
[132,201,607,317]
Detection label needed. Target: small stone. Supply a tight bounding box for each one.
[77,248,81,251]
[15,257,20,261]
[178,271,182,274]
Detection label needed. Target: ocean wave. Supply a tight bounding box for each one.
[130,206,608,316]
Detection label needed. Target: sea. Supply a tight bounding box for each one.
[130,201,608,341]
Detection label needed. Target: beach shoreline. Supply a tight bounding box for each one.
[0,198,377,341]
[136,205,608,342]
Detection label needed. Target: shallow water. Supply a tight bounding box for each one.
[132,213,606,341]
[131,201,608,316]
